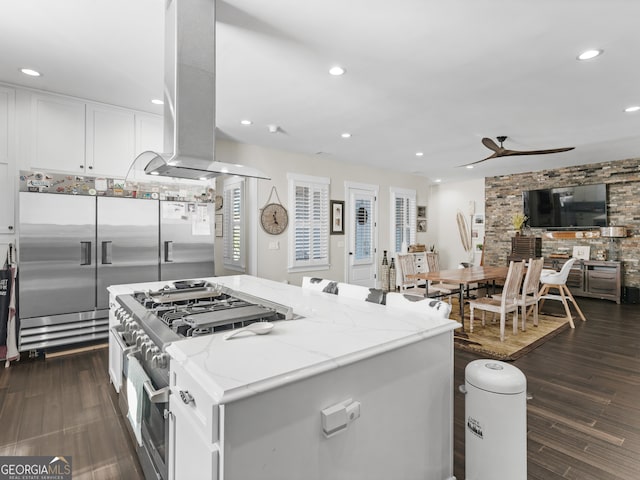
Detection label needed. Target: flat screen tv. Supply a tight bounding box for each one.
[523,184,607,229]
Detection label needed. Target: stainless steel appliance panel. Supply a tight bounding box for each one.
[18,192,96,318]
[159,201,214,281]
[96,197,159,309]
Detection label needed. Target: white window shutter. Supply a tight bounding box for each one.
[223,178,245,271]
[288,174,330,272]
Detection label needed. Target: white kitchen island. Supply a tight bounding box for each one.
[109,275,460,480]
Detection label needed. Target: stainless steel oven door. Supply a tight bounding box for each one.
[141,380,170,480]
[127,352,170,480]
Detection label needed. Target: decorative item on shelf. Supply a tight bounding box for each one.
[511,213,527,236]
[572,245,590,260]
[381,250,390,292]
[600,226,627,261]
[389,257,397,292]
[260,186,288,235]
[409,243,426,253]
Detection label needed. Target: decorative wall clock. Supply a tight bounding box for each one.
[260,186,288,235]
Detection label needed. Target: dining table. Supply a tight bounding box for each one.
[410,265,510,333]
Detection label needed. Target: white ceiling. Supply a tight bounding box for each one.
[1,0,639,183]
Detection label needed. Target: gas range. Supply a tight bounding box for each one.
[115,279,293,352]
[111,279,295,480]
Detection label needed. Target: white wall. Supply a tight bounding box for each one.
[426,178,485,270]
[214,139,431,286]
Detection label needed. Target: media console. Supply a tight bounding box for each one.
[541,258,622,304]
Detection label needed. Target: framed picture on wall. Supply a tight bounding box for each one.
[417,205,426,218]
[417,219,427,232]
[330,200,345,234]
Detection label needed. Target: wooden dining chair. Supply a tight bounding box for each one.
[396,254,421,292]
[491,257,545,331]
[425,252,457,302]
[468,260,525,341]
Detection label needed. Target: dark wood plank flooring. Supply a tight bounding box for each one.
[454,297,640,479]
[0,347,144,479]
[1,297,638,479]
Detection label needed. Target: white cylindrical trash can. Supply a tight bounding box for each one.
[463,359,527,480]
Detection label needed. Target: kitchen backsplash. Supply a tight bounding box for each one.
[19,170,214,202]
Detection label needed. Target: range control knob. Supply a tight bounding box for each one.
[136,333,150,347]
[179,390,195,405]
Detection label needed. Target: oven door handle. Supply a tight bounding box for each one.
[110,326,138,353]
[144,380,170,404]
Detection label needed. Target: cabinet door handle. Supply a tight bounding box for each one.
[80,241,92,265]
[164,241,173,262]
[101,241,113,264]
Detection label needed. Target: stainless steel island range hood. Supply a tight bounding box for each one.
[137,0,270,181]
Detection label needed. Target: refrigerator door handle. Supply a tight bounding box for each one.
[101,241,113,265]
[164,241,173,262]
[80,241,92,265]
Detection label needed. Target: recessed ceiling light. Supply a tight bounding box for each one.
[150,171,160,176]
[466,165,474,169]
[151,99,164,105]
[240,119,252,125]
[434,179,442,183]
[329,66,345,76]
[577,49,603,61]
[341,132,351,138]
[624,105,640,113]
[20,68,41,77]
[416,152,424,157]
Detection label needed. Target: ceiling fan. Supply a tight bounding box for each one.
[462,136,575,167]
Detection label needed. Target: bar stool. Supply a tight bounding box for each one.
[538,258,586,328]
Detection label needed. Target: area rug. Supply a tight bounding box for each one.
[449,299,572,361]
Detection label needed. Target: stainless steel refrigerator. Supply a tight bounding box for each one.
[159,201,215,281]
[18,192,160,351]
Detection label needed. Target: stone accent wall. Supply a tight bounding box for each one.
[484,157,640,288]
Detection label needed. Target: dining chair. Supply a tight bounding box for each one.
[396,254,422,292]
[425,252,457,302]
[491,257,545,331]
[468,260,525,341]
[385,292,452,319]
[537,258,586,328]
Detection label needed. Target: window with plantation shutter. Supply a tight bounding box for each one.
[223,177,245,271]
[390,187,416,254]
[287,173,330,272]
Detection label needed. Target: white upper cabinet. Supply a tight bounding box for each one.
[86,103,136,178]
[0,86,15,234]
[135,113,163,156]
[19,89,162,179]
[29,94,86,174]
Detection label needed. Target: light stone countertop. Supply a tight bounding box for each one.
[109,274,459,404]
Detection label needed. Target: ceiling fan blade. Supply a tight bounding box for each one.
[459,152,498,167]
[500,146,575,156]
[481,137,501,152]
